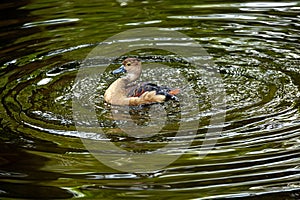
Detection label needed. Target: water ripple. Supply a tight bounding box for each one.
[1,0,300,199]
[22,18,80,28]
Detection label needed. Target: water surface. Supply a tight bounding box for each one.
[1,0,300,199]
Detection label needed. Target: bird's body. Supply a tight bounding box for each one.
[104,58,179,106]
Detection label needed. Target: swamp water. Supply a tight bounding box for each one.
[1,0,300,199]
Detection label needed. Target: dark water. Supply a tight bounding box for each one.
[1,0,300,199]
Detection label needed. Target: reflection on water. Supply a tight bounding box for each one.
[1,0,300,199]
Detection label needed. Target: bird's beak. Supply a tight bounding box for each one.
[112,65,126,74]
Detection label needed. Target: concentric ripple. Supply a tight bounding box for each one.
[1,0,300,199]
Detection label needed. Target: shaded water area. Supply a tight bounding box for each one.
[1,0,300,199]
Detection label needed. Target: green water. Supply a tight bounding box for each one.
[1,0,300,199]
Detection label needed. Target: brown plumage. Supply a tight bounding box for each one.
[104,58,180,106]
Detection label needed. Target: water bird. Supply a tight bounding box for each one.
[104,58,180,106]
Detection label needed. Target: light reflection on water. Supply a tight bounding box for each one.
[0,0,300,199]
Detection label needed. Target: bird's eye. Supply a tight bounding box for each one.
[126,63,131,66]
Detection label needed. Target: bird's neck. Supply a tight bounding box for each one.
[123,71,141,83]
